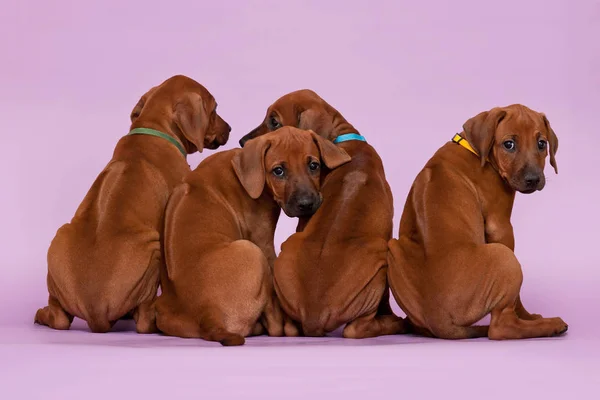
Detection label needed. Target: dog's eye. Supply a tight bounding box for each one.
[309,161,320,171]
[272,166,285,177]
[503,140,516,151]
[269,116,281,130]
[538,140,547,150]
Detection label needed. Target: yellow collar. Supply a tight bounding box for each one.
[451,133,479,157]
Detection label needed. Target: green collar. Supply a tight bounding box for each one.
[128,127,187,158]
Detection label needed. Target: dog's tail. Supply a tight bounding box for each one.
[84,305,113,333]
[210,329,245,346]
[461,325,489,338]
[199,313,246,346]
[301,318,326,337]
[403,316,490,338]
[77,290,113,333]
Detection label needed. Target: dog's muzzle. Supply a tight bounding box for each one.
[285,191,322,217]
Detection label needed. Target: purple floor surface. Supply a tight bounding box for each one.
[1,320,598,400]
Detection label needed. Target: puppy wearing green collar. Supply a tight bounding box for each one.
[35,75,230,333]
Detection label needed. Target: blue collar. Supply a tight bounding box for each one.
[333,133,367,144]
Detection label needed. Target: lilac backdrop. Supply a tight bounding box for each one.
[1,1,598,398]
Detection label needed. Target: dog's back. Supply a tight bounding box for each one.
[36,75,231,333]
[274,141,393,335]
[47,136,188,330]
[388,105,567,340]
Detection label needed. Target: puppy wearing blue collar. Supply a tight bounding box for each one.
[241,89,408,338]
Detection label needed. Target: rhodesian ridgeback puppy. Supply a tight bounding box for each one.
[35,75,230,333]
[241,90,407,338]
[388,104,568,340]
[154,127,351,345]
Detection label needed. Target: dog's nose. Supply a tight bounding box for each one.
[524,173,541,188]
[220,130,230,144]
[286,191,322,217]
[239,134,252,148]
[296,197,316,213]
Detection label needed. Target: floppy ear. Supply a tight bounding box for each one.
[463,107,507,167]
[309,130,351,169]
[231,136,271,199]
[541,114,559,174]
[130,97,146,123]
[299,108,335,139]
[174,92,208,153]
[130,86,158,123]
[299,104,355,142]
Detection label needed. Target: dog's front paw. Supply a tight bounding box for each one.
[550,317,568,336]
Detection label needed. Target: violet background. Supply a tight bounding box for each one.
[0,0,598,399]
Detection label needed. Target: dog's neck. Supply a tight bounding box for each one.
[456,132,512,191]
[130,119,189,154]
[246,193,281,226]
[481,151,517,198]
[240,193,281,266]
[449,137,517,215]
[328,114,360,142]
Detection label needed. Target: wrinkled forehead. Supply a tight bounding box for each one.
[498,107,545,136]
[264,132,319,165]
[270,92,324,115]
[196,83,214,101]
[189,84,215,108]
[157,79,214,104]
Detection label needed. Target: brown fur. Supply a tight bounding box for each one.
[153,127,351,346]
[34,75,231,333]
[243,90,408,338]
[387,104,567,340]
